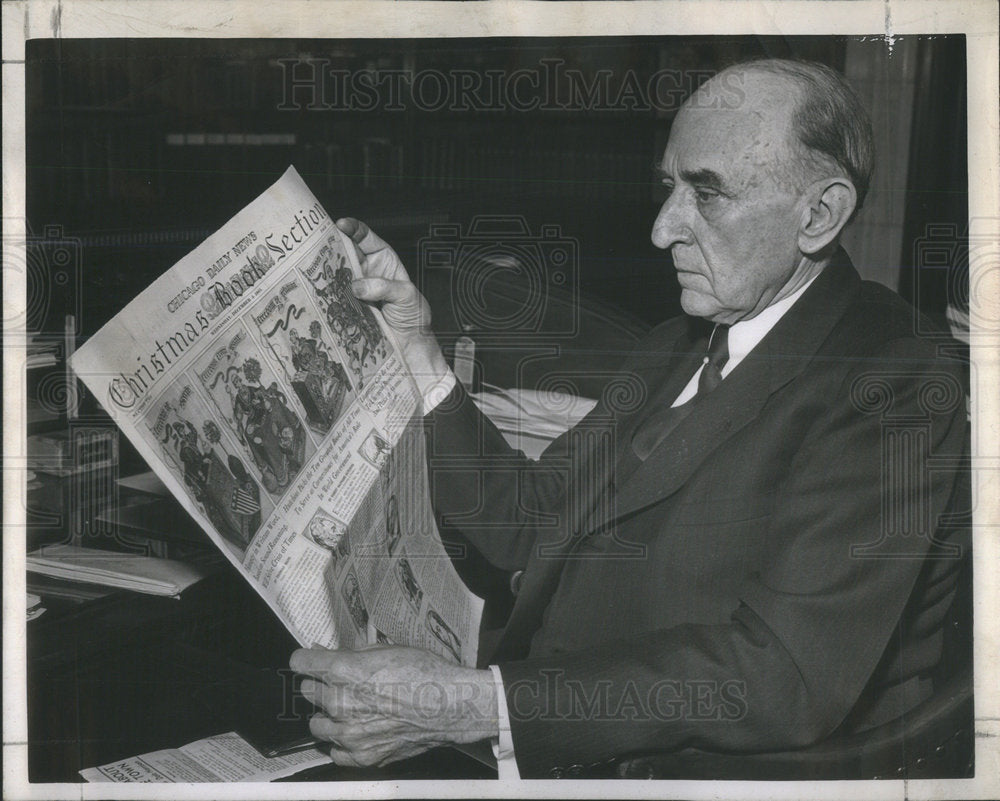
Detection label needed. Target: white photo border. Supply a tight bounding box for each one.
[3,2,997,799]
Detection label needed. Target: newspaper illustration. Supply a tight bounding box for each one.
[69,166,483,665]
[245,276,356,436]
[191,323,315,498]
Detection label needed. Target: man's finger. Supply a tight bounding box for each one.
[301,678,408,724]
[298,677,335,706]
[299,677,376,718]
[326,743,366,769]
[309,712,351,743]
[290,647,348,679]
[352,277,416,305]
[336,217,391,257]
[309,715,397,766]
[335,217,365,242]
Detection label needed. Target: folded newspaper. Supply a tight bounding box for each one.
[79,731,330,783]
[69,166,483,665]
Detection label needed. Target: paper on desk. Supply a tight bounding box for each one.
[471,386,597,460]
[117,470,170,496]
[26,592,46,620]
[26,544,207,597]
[80,731,331,782]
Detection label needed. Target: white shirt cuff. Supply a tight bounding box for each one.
[421,369,457,415]
[488,664,520,780]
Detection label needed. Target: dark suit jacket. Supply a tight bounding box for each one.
[426,251,970,777]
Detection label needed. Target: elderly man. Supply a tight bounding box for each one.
[290,59,968,778]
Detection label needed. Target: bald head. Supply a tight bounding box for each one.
[678,70,806,198]
[689,59,875,216]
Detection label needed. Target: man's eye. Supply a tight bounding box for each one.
[695,188,719,203]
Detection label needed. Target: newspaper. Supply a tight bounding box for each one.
[79,731,330,782]
[69,166,483,666]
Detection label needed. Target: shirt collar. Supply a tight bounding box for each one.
[726,274,819,367]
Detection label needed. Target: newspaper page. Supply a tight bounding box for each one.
[69,166,483,666]
[79,731,330,782]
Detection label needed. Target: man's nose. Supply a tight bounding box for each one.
[650,193,691,250]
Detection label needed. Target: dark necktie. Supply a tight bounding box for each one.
[630,324,730,460]
[697,323,730,393]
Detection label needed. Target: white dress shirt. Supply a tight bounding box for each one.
[422,274,818,779]
[670,277,817,407]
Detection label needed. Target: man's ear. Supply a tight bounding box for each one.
[798,178,858,255]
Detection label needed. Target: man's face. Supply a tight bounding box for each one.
[652,71,809,323]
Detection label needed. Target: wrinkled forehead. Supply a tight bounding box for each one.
[663,70,800,174]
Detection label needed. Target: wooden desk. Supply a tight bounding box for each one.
[27,568,494,783]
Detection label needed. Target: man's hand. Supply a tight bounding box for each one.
[290,645,499,768]
[336,218,450,400]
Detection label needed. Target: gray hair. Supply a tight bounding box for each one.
[724,58,875,215]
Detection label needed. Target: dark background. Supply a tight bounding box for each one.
[25,36,967,335]
[24,33,970,474]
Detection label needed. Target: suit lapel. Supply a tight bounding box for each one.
[615,340,707,452]
[609,349,773,520]
[605,250,862,525]
[486,322,706,663]
[487,251,862,662]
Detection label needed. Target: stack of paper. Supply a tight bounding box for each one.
[26,545,208,597]
[26,470,42,492]
[26,335,59,368]
[26,592,46,621]
[26,573,114,603]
